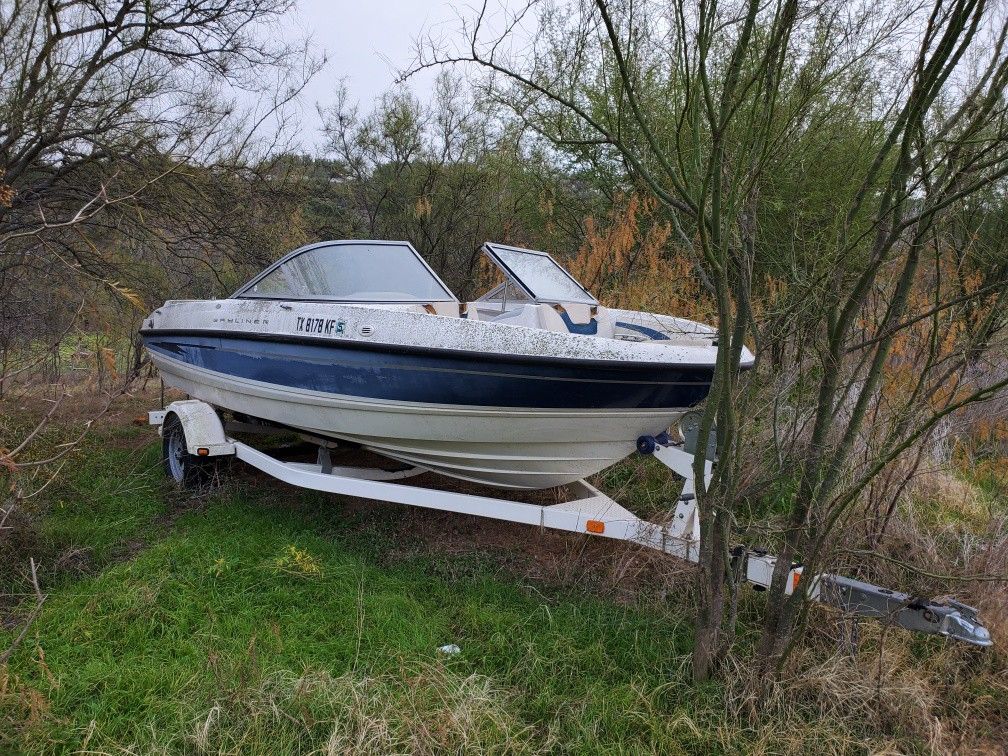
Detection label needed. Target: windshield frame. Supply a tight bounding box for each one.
[233,240,459,304]
[482,243,598,306]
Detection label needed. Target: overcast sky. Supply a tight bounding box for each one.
[279,0,463,151]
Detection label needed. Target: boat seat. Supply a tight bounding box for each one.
[550,304,616,338]
[562,303,593,324]
[537,304,568,333]
[486,304,614,338]
[490,304,544,330]
[594,308,616,338]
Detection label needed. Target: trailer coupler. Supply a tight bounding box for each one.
[816,575,992,646]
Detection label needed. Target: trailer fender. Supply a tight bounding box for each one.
[149,400,235,457]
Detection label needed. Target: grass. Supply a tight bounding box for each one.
[1,422,723,754]
[2,410,1006,754]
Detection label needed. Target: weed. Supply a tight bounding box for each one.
[272,544,324,578]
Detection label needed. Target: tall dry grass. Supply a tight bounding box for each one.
[181,664,542,756]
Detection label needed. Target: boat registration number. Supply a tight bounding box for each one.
[296,316,346,336]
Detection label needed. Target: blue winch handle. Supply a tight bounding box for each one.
[636,432,672,455]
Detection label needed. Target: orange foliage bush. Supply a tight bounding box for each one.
[875,246,1007,462]
[568,194,717,321]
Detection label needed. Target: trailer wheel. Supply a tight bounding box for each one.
[162,414,216,489]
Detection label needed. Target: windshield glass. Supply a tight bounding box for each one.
[237,242,457,302]
[484,243,597,305]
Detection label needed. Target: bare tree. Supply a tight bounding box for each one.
[319,71,598,297]
[0,0,319,324]
[409,0,1008,680]
[0,0,319,663]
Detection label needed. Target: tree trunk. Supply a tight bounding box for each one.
[692,505,733,681]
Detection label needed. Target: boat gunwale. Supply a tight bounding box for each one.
[139,327,751,372]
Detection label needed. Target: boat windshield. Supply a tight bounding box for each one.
[235,241,458,303]
[483,243,597,306]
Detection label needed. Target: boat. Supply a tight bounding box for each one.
[140,240,753,489]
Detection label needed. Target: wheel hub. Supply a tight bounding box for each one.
[167,427,186,481]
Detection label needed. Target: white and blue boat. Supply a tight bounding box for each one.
[141,240,752,488]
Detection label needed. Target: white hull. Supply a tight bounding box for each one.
[152,353,686,489]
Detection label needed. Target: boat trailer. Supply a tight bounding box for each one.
[150,399,992,648]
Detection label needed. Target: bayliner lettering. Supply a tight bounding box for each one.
[212,317,268,325]
[296,316,345,336]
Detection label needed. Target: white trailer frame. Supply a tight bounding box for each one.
[150,399,992,647]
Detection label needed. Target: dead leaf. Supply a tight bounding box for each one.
[99,347,118,378]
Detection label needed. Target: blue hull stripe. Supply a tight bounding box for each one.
[143,334,713,409]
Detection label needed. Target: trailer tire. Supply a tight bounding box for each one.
[162,413,217,489]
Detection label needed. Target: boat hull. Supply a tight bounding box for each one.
[144,332,712,488]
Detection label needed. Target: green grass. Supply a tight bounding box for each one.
[1,427,742,754]
[591,454,686,520]
[40,439,165,563]
[904,468,1008,537]
[3,421,1002,754]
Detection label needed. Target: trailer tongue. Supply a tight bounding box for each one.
[151,399,992,648]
